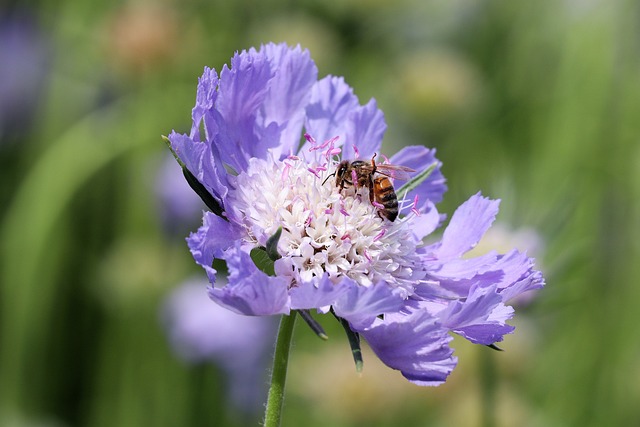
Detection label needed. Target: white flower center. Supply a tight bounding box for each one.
[228,152,423,295]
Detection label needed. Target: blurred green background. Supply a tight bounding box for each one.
[2,0,639,426]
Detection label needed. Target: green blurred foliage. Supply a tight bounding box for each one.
[2,0,640,426]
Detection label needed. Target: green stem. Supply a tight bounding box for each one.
[263,312,297,427]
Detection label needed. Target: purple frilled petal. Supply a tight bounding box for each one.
[302,76,357,149]
[360,311,457,386]
[289,274,351,310]
[187,212,242,284]
[303,76,385,159]
[341,99,386,160]
[428,192,500,260]
[332,281,405,329]
[426,249,543,301]
[208,243,290,316]
[405,200,441,240]
[215,47,276,172]
[190,66,219,141]
[259,44,318,159]
[437,284,515,345]
[168,130,230,209]
[390,145,447,205]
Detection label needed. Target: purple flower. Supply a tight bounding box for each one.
[167,43,544,386]
[0,8,51,141]
[162,278,276,409]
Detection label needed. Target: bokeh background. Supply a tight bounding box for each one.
[2,0,639,426]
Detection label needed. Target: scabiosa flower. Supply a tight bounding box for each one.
[166,43,544,386]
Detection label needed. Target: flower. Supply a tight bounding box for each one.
[167,43,544,386]
[162,278,276,410]
[0,8,51,142]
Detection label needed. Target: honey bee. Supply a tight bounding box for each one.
[327,154,414,222]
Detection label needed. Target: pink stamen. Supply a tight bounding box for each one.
[353,145,360,158]
[325,146,341,159]
[351,169,358,187]
[310,135,339,152]
[307,167,322,179]
[372,201,384,209]
[411,194,421,216]
[304,133,315,144]
[305,212,313,227]
[341,233,351,241]
[282,162,292,181]
[325,208,334,215]
[373,229,386,241]
[381,154,391,164]
[363,249,372,262]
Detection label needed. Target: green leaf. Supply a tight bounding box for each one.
[250,247,276,276]
[297,310,329,340]
[486,343,504,351]
[266,227,283,261]
[396,161,439,196]
[333,312,363,372]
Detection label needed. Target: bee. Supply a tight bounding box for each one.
[326,154,414,222]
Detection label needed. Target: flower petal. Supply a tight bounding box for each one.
[259,43,318,159]
[187,212,241,284]
[390,145,447,205]
[332,281,405,329]
[289,274,351,310]
[215,47,276,171]
[341,98,386,160]
[360,311,457,386]
[303,75,360,151]
[438,284,515,345]
[432,193,500,260]
[168,131,230,208]
[190,66,219,141]
[208,244,290,316]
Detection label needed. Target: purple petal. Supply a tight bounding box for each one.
[259,43,318,159]
[360,311,457,386]
[215,47,275,171]
[499,269,545,303]
[208,244,290,316]
[332,282,405,329]
[428,251,499,280]
[433,193,500,260]
[438,284,515,345]
[341,99,386,160]
[187,212,242,284]
[168,131,229,207]
[289,274,351,310]
[302,76,360,151]
[405,200,441,240]
[190,66,219,141]
[390,145,447,205]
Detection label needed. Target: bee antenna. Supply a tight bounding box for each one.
[322,171,336,186]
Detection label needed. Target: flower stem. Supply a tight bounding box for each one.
[263,311,297,427]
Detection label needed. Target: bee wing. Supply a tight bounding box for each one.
[375,164,415,181]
